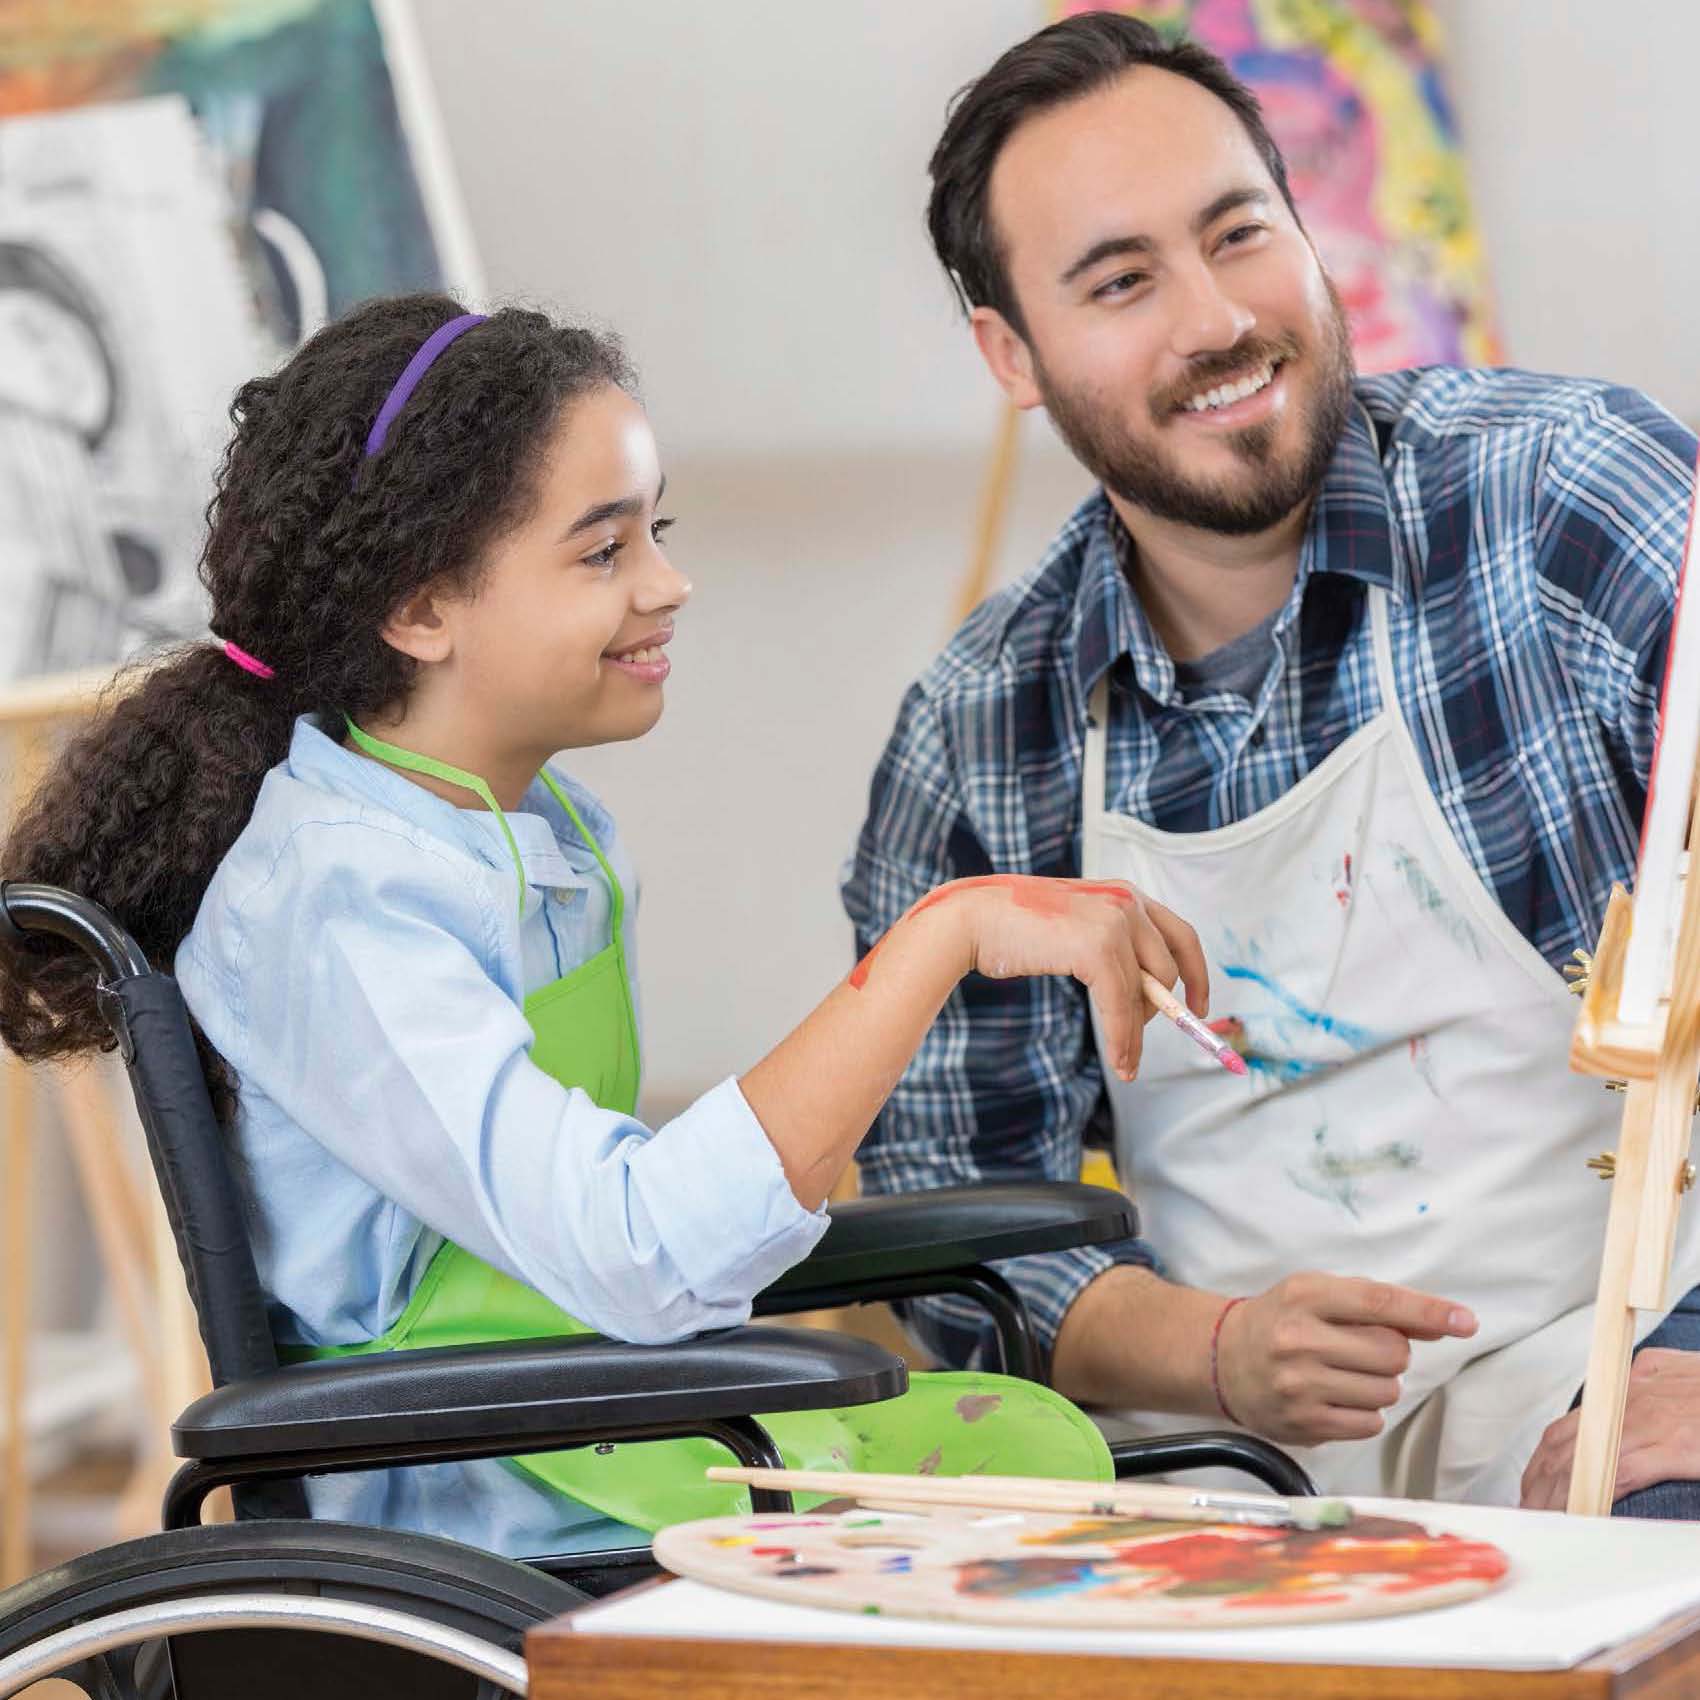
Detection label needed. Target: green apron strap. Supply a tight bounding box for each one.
[532,767,640,1094]
[535,768,625,941]
[342,716,641,1083]
[344,716,528,918]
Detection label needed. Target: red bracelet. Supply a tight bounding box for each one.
[1209,1296,1245,1426]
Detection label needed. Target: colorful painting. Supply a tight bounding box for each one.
[1059,1,1501,372]
[0,0,477,683]
[654,1505,1510,1629]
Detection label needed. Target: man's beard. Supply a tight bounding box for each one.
[1032,280,1356,537]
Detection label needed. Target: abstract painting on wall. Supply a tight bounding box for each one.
[1059,0,1501,373]
[0,0,479,683]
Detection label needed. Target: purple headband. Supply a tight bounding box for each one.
[362,312,488,459]
[218,315,488,684]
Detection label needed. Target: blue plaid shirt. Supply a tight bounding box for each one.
[841,367,1697,1372]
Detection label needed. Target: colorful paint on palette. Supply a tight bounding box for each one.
[653,1505,1511,1631]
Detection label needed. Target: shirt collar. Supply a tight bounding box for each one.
[1069,396,1403,707]
[284,716,588,891]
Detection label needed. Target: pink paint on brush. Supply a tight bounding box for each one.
[1140,972,1247,1076]
[1173,1005,1249,1075]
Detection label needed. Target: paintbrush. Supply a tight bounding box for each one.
[706,1467,1352,1531]
[1141,971,1247,1075]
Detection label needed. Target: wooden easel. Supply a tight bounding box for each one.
[0,665,212,1582]
[1566,816,1700,1513]
[950,402,1023,629]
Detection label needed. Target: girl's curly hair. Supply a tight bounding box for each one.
[0,292,631,1106]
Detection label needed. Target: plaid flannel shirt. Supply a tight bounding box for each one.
[840,366,1697,1372]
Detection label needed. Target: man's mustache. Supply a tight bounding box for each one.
[1150,333,1303,418]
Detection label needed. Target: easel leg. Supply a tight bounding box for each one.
[54,1062,178,1540]
[1568,1080,1656,1516]
[1629,1065,1700,1311]
[949,402,1021,630]
[2,1053,33,1583]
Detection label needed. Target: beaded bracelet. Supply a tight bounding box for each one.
[1209,1296,1246,1425]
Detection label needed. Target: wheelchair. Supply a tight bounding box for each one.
[0,882,1309,1697]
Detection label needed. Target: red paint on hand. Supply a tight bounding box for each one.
[847,876,1136,990]
[848,933,887,991]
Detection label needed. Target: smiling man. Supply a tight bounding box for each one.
[841,13,1700,1515]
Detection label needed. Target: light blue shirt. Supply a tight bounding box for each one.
[176,715,826,1555]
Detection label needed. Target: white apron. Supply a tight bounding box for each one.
[1083,578,1700,1504]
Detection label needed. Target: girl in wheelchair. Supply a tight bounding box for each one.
[0,294,1207,1558]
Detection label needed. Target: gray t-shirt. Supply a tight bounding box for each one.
[1171,606,1282,702]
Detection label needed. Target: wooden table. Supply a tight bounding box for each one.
[529,1580,1700,1700]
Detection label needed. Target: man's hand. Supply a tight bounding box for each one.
[1217,1272,1478,1447]
[1520,1348,1700,1510]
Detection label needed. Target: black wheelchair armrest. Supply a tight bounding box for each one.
[750,1182,1136,1380]
[754,1182,1136,1299]
[164,1324,905,1528]
[173,1324,904,1462]
[1110,1433,1318,1498]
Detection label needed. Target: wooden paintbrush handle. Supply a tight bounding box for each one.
[704,1466,1347,1529]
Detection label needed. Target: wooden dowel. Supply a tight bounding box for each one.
[1568,1079,1655,1515]
[0,664,127,729]
[2,1051,33,1586]
[1,721,49,1585]
[950,402,1022,630]
[53,1067,166,1426]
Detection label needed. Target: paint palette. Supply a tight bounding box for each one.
[652,1505,1510,1630]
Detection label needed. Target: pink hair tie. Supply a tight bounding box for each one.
[220,638,275,681]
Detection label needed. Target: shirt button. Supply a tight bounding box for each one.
[1249,725,1267,748]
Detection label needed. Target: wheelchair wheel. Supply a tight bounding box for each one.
[0,1520,584,1700]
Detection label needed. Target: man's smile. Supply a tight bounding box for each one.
[1169,357,1289,433]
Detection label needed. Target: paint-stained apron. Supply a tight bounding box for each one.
[296,724,1110,1534]
[1082,577,1700,1505]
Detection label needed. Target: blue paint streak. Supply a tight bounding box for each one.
[1222,966,1380,1050]
[1243,1052,1329,1084]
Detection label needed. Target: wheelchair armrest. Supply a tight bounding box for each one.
[173,1325,904,1462]
[752,1181,1137,1302]
[1109,1433,1317,1498]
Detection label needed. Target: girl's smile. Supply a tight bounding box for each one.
[603,622,674,685]
[366,383,692,809]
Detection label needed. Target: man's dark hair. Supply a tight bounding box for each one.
[926,12,1299,334]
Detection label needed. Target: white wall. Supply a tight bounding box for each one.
[402,0,1699,1105]
[1436,0,1695,421]
[410,0,1044,462]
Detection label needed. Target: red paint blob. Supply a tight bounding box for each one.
[848,877,1135,991]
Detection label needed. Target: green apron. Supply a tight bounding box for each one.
[299,721,1111,1534]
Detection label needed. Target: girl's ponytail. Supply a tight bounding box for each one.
[0,643,298,1081]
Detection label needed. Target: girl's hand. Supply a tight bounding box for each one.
[919,875,1207,1080]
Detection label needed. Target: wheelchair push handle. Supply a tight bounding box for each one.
[0,880,152,982]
